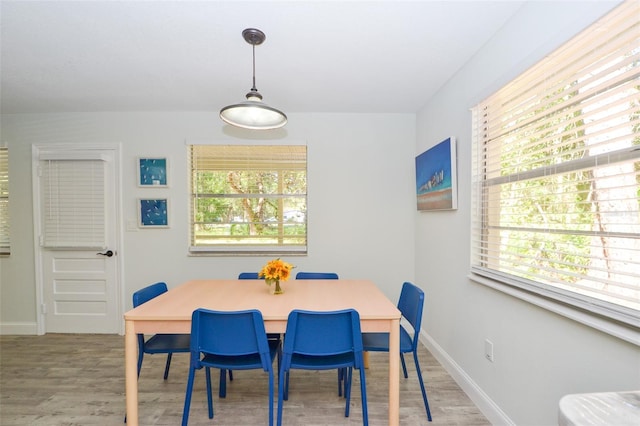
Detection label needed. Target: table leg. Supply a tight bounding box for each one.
[388,318,400,426]
[125,320,139,425]
[363,351,370,368]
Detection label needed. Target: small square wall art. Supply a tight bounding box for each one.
[138,157,168,187]
[138,198,169,228]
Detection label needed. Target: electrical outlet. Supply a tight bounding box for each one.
[484,339,494,362]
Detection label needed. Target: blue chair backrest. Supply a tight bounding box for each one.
[132,282,169,351]
[283,309,364,366]
[133,282,168,308]
[398,282,425,349]
[190,308,273,371]
[295,272,339,280]
[238,272,260,279]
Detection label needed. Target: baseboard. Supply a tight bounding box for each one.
[0,321,38,335]
[420,331,514,426]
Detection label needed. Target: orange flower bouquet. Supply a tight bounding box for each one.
[259,258,294,294]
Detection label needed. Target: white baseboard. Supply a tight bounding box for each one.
[420,331,514,426]
[0,321,38,335]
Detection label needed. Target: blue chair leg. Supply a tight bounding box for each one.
[219,369,227,398]
[344,367,353,417]
[412,350,432,421]
[283,371,290,401]
[400,352,409,378]
[267,370,274,426]
[181,366,197,426]
[277,368,287,426]
[136,352,144,378]
[359,366,369,426]
[163,353,173,380]
[206,367,214,419]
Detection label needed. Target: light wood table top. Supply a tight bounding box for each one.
[124,279,402,425]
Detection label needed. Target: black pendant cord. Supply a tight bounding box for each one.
[251,43,257,92]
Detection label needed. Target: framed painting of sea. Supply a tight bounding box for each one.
[415,137,457,211]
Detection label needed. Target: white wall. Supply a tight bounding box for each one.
[0,112,416,330]
[415,1,639,425]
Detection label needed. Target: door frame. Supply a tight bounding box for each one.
[32,143,125,335]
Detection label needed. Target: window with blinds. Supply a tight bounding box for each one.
[0,146,9,255]
[471,0,639,326]
[40,159,107,249]
[189,145,307,254]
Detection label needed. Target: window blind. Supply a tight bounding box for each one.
[0,147,9,255]
[471,0,640,325]
[189,145,307,254]
[40,159,107,249]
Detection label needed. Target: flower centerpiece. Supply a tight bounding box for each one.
[259,258,294,295]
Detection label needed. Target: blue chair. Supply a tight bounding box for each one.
[295,272,349,396]
[239,271,282,341]
[236,272,281,368]
[132,282,190,380]
[182,308,280,426]
[295,271,339,280]
[238,272,260,279]
[277,309,368,426]
[362,282,432,421]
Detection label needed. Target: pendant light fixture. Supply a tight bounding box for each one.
[220,28,287,130]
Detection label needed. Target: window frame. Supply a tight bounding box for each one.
[0,145,9,256]
[187,143,307,256]
[470,1,640,341]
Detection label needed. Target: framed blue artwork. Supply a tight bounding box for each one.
[138,198,169,228]
[415,137,457,211]
[138,157,168,187]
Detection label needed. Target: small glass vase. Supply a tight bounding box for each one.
[268,280,284,295]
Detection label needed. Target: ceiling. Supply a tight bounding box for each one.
[0,0,526,115]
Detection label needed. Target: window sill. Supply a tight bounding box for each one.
[468,272,640,347]
[189,245,307,257]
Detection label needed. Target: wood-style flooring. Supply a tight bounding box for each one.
[0,334,489,425]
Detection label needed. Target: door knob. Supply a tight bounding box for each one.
[97,250,114,257]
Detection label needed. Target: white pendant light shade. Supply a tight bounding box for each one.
[220,91,287,130]
[220,28,287,130]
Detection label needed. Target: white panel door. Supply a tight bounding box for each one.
[33,145,121,334]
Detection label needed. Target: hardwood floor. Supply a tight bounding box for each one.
[0,334,489,425]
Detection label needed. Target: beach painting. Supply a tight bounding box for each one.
[415,137,457,211]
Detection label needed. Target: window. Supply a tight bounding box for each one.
[0,146,8,255]
[189,145,307,255]
[471,1,639,327]
[39,157,107,248]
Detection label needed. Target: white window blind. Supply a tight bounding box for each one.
[471,0,640,326]
[189,145,307,254]
[40,158,107,249]
[0,146,9,255]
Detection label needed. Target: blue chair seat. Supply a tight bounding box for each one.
[359,328,414,353]
[201,339,280,370]
[143,334,191,353]
[288,352,356,369]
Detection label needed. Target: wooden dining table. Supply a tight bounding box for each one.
[124,279,402,425]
